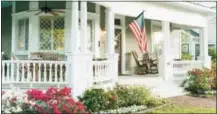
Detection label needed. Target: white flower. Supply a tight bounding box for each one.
[4,109,11,113]
[29,100,36,106]
[16,106,22,112]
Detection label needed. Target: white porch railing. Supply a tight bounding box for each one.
[92,60,115,89]
[172,60,203,75]
[2,60,69,89]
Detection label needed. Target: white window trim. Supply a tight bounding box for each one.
[38,15,65,53]
[12,10,100,56]
[12,12,30,55]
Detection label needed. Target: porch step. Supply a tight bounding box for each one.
[150,80,186,98]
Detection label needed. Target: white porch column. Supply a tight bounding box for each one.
[105,7,118,83]
[80,1,88,52]
[159,21,173,81]
[67,2,93,98]
[93,4,101,58]
[121,16,126,74]
[70,2,79,53]
[28,1,39,58]
[199,27,211,69]
[11,2,16,59]
[105,8,115,57]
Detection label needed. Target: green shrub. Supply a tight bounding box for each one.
[104,90,118,109]
[208,48,216,61]
[78,89,107,112]
[181,53,193,60]
[211,61,216,89]
[183,68,216,94]
[78,85,167,112]
[114,85,153,107]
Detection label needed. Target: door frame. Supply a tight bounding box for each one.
[114,14,126,75]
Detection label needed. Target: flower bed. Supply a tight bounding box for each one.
[2,87,88,114]
[182,62,216,95]
[78,84,169,113]
[100,105,147,113]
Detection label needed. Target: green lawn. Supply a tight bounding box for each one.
[151,104,216,113]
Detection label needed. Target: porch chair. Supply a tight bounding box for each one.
[11,53,33,81]
[132,51,148,74]
[143,53,158,74]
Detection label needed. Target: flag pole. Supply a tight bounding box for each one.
[114,10,145,39]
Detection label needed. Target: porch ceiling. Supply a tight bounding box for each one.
[1,1,12,8]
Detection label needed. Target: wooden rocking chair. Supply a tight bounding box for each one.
[132,51,148,74]
[143,53,158,74]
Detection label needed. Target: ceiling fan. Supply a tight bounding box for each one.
[26,1,65,16]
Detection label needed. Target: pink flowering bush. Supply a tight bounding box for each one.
[2,87,88,114]
[184,67,216,94]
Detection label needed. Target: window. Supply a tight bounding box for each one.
[16,18,29,51]
[78,19,93,51]
[195,44,200,56]
[115,19,121,26]
[39,16,65,51]
[87,20,93,51]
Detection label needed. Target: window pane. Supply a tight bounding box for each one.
[87,20,92,51]
[53,17,65,51]
[17,18,29,51]
[25,19,29,50]
[40,17,52,50]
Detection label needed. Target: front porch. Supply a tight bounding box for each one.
[2,1,214,98]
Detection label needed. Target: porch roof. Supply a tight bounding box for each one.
[94,1,216,27]
[166,2,216,15]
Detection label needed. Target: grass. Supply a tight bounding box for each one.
[151,104,216,113]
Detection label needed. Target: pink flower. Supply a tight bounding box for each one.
[11,97,17,102]
[1,91,5,95]
[59,87,71,97]
[46,87,58,98]
[26,89,48,101]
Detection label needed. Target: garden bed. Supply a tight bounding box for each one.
[189,90,216,98]
[181,61,216,96]
[78,84,169,113]
[99,103,171,113]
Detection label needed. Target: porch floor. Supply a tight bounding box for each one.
[118,74,187,98]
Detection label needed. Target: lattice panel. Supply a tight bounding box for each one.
[53,17,65,51]
[16,18,29,51]
[40,16,65,51]
[40,17,52,50]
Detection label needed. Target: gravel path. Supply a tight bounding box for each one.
[168,95,216,108]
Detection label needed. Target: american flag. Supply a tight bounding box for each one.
[129,11,147,53]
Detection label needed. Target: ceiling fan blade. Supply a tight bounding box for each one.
[35,11,43,15]
[49,11,59,16]
[52,10,65,13]
[26,9,40,12]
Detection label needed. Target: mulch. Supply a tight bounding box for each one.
[168,95,216,108]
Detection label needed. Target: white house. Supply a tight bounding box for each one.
[191,2,216,48]
[1,1,216,98]
[180,3,216,60]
